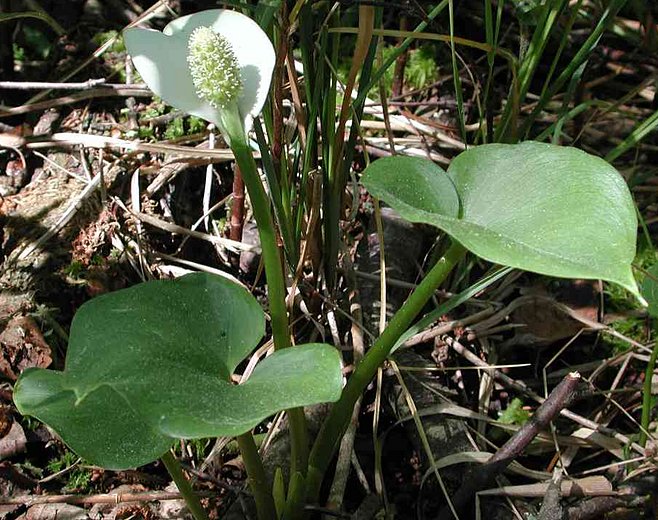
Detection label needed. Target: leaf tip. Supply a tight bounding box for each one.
[618,275,646,307]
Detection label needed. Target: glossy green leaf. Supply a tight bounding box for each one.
[361,155,460,219]
[362,142,639,298]
[14,273,343,470]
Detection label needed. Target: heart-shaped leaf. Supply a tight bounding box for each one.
[14,273,343,469]
[362,142,639,298]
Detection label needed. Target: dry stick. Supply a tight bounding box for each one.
[390,15,409,99]
[445,336,646,457]
[0,87,153,117]
[566,496,647,520]
[202,131,216,233]
[3,131,239,161]
[475,476,613,497]
[325,285,365,512]
[128,209,258,253]
[403,307,496,347]
[0,490,215,506]
[0,80,145,90]
[146,141,218,197]
[285,45,307,149]
[22,0,169,107]
[537,468,564,520]
[438,372,583,520]
[181,463,247,495]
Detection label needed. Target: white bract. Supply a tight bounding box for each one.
[124,9,275,135]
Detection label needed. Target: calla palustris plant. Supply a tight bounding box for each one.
[124,9,291,355]
[14,13,345,519]
[12,6,645,520]
[304,141,643,503]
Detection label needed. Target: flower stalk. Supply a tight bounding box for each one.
[187,26,310,490]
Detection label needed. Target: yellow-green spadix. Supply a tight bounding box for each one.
[123,9,275,134]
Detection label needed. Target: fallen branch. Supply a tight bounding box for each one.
[567,495,648,520]
[0,490,215,506]
[0,80,145,90]
[438,372,583,519]
[445,335,645,457]
[0,88,153,117]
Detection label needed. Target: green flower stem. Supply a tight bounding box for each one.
[220,106,309,476]
[237,433,277,520]
[305,241,467,503]
[161,451,210,520]
[640,332,658,447]
[220,107,291,353]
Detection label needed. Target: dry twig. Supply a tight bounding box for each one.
[438,372,583,519]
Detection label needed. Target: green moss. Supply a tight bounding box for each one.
[188,438,209,460]
[174,438,209,460]
[12,43,25,62]
[498,398,531,425]
[405,45,440,91]
[47,450,77,473]
[608,317,646,354]
[65,260,84,278]
[135,99,206,141]
[511,0,543,25]
[65,468,92,492]
[93,30,125,53]
[137,126,155,140]
[22,25,52,59]
[606,248,656,312]
[338,43,439,101]
[47,450,92,492]
[188,116,206,134]
[164,118,185,140]
[19,415,40,432]
[140,97,167,120]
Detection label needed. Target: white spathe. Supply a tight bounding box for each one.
[124,9,275,133]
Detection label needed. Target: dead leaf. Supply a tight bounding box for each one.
[0,421,26,460]
[502,284,599,348]
[24,503,89,520]
[0,404,13,438]
[0,315,52,381]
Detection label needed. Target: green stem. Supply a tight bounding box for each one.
[222,107,309,475]
[237,433,277,520]
[161,451,210,520]
[283,471,306,520]
[305,242,467,503]
[223,110,290,353]
[640,332,658,447]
